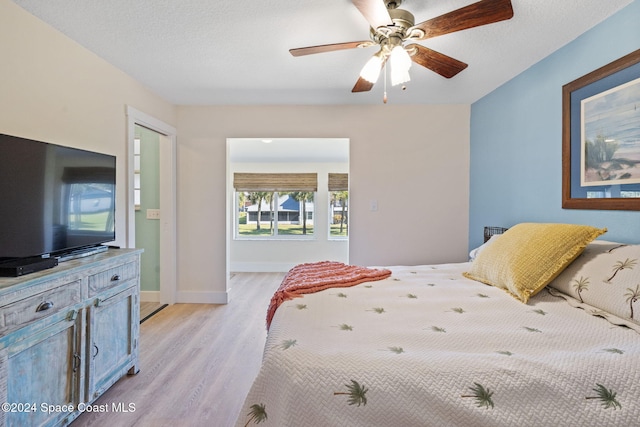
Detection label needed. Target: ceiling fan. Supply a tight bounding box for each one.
[289,0,514,94]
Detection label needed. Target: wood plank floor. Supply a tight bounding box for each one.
[140,302,165,322]
[72,272,285,427]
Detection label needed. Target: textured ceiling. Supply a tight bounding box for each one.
[12,0,633,105]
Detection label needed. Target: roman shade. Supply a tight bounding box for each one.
[233,173,317,192]
[328,173,348,191]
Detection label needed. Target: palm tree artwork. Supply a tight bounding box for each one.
[244,403,268,426]
[572,276,590,302]
[334,380,369,407]
[461,382,495,409]
[605,258,637,283]
[386,346,404,354]
[585,384,621,410]
[624,284,640,319]
[279,339,297,350]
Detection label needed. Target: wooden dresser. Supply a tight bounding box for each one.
[0,249,142,427]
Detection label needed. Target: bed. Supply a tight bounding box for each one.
[235,223,640,426]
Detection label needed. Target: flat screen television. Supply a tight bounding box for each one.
[0,133,116,261]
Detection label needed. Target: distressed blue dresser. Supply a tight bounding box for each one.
[0,249,141,426]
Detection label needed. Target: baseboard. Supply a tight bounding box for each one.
[231,262,295,272]
[175,290,229,304]
[140,291,160,302]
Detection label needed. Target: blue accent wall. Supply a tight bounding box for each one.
[469,0,640,250]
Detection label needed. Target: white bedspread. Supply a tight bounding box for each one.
[235,263,640,426]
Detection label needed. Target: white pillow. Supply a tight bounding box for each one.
[469,234,502,261]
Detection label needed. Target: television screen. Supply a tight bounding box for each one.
[0,133,116,260]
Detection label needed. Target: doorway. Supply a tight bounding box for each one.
[126,106,177,305]
[226,138,350,278]
[134,125,161,304]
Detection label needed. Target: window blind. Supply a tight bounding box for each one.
[233,173,317,192]
[328,173,348,191]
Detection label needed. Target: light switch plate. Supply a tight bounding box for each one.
[146,209,161,220]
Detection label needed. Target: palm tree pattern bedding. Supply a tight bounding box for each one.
[236,263,640,427]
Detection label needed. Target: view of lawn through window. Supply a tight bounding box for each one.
[236,189,348,238]
[237,191,315,237]
[329,190,348,237]
[233,170,348,239]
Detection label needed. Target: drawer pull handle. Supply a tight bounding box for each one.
[36,301,54,312]
[111,274,121,281]
[93,343,99,359]
[73,354,81,372]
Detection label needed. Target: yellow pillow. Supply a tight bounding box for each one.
[463,223,607,303]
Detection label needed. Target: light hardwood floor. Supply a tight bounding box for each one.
[72,272,285,427]
[140,301,165,321]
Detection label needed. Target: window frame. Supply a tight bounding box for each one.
[235,190,316,240]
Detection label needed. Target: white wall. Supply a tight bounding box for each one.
[229,161,349,272]
[177,105,470,302]
[0,0,176,252]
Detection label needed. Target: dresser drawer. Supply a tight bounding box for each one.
[88,260,138,296]
[0,280,81,335]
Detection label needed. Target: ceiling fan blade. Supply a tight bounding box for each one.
[352,0,394,29]
[352,55,388,92]
[410,0,513,40]
[406,44,468,78]
[352,77,376,93]
[290,41,373,57]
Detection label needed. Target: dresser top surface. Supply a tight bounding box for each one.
[0,248,143,294]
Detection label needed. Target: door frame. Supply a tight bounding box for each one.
[126,106,177,305]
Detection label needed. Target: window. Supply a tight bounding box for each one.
[328,173,348,238]
[234,173,317,239]
[133,137,141,210]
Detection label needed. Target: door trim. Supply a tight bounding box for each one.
[126,106,177,305]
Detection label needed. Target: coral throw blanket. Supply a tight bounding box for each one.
[266,261,391,329]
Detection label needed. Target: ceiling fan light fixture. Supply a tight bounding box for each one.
[359,52,384,83]
[389,45,411,86]
[289,0,514,93]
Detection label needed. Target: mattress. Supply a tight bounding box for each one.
[236,263,640,426]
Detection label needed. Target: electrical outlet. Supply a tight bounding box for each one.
[146,209,161,220]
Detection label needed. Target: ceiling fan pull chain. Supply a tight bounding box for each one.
[383,64,388,104]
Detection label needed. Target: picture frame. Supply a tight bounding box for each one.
[562,48,640,210]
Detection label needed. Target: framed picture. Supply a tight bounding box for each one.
[562,48,640,210]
